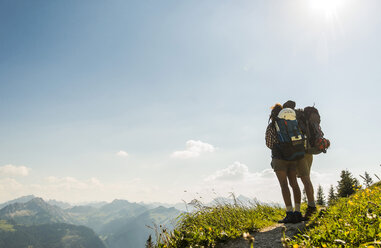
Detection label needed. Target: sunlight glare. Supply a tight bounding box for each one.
[309,0,345,15]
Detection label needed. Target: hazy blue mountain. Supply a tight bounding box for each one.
[99,199,147,215]
[0,220,106,248]
[103,206,181,248]
[47,199,72,209]
[0,196,184,248]
[236,195,259,206]
[140,195,257,213]
[0,195,36,210]
[0,198,75,225]
[210,195,260,206]
[0,196,72,211]
[67,205,98,214]
[66,199,149,233]
[78,201,108,209]
[141,201,194,212]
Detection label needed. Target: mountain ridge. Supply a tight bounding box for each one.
[0,196,184,248]
[0,197,75,226]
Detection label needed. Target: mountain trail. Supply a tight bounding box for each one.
[216,222,306,248]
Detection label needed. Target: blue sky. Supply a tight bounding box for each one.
[1,0,380,204]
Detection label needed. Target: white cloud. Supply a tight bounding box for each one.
[44,176,104,190]
[198,162,337,204]
[205,162,251,181]
[5,176,159,204]
[0,174,164,204]
[116,150,129,157]
[243,65,251,71]
[200,162,280,202]
[171,140,215,159]
[0,178,33,203]
[0,161,338,205]
[0,164,30,177]
[0,178,23,190]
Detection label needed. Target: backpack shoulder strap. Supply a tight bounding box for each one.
[305,120,312,150]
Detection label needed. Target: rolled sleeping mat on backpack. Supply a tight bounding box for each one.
[316,138,330,153]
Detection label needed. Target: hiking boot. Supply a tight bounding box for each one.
[304,206,317,220]
[293,211,304,223]
[278,211,294,224]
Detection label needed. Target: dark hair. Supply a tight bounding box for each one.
[283,100,296,109]
[269,104,283,123]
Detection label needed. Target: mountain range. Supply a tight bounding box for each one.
[0,194,257,247]
[0,196,182,248]
[0,221,105,248]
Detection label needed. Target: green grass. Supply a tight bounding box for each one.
[154,183,381,248]
[154,199,285,248]
[0,220,15,232]
[286,182,381,248]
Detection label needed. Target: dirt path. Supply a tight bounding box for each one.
[216,222,306,248]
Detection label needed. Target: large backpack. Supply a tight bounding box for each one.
[301,106,330,154]
[274,108,306,161]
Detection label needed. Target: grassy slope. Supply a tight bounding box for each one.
[155,200,285,247]
[287,182,381,248]
[0,220,15,232]
[155,182,381,248]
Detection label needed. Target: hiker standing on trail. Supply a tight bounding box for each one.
[282,100,330,220]
[265,104,305,223]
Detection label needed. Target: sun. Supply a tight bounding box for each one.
[308,0,345,15]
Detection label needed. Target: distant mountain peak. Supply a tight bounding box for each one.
[21,194,36,199]
[0,197,75,226]
[29,197,45,203]
[0,195,37,210]
[111,199,130,204]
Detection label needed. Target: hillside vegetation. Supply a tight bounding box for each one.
[286,182,381,248]
[154,199,285,247]
[154,183,381,248]
[0,222,106,248]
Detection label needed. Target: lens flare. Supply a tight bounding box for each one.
[309,0,345,15]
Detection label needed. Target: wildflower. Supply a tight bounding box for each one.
[243,232,255,242]
[293,244,299,248]
[367,213,376,219]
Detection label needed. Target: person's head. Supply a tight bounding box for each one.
[283,100,296,109]
[269,103,283,123]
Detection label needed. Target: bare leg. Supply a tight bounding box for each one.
[301,176,315,204]
[275,170,292,208]
[287,170,301,208]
